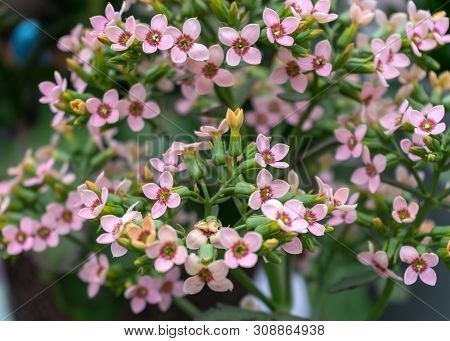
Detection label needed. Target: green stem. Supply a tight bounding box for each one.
[367,279,395,321]
[199,179,211,216]
[263,261,290,312]
[173,297,201,319]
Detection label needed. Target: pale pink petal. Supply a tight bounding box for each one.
[226,48,241,66]
[183,276,205,294]
[242,24,260,45]
[263,8,280,27]
[188,43,209,61]
[271,67,289,84]
[404,265,419,285]
[166,193,181,208]
[219,228,240,248]
[130,297,146,314]
[218,27,239,46]
[282,237,302,254]
[155,257,174,272]
[238,253,258,268]
[421,253,439,267]
[152,201,167,219]
[419,268,437,286]
[243,232,262,252]
[142,183,160,200]
[183,18,201,40]
[213,69,234,87]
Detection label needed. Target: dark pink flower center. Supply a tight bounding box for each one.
[113,222,122,235]
[118,32,131,46]
[16,231,27,244]
[37,226,50,240]
[232,37,250,56]
[305,211,316,224]
[129,101,143,116]
[260,186,273,202]
[411,258,427,273]
[262,150,275,164]
[277,212,292,226]
[268,101,280,113]
[176,34,193,51]
[231,241,249,259]
[198,267,213,282]
[419,118,436,132]
[285,61,300,77]
[97,103,112,118]
[146,29,161,45]
[202,63,218,78]
[157,187,171,204]
[347,136,358,150]
[161,242,177,260]
[314,56,325,68]
[398,209,410,220]
[270,24,285,38]
[62,210,73,223]
[161,281,173,293]
[90,198,101,211]
[257,114,268,124]
[136,286,148,298]
[363,95,373,106]
[365,164,377,177]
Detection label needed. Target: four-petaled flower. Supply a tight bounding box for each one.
[78,253,109,298]
[409,105,446,136]
[263,7,299,46]
[357,241,401,280]
[150,267,185,312]
[89,2,121,37]
[248,169,290,210]
[400,246,439,286]
[392,196,419,224]
[334,124,366,160]
[299,40,333,77]
[86,89,120,127]
[135,14,174,54]
[255,134,289,168]
[380,100,411,134]
[218,24,261,66]
[262,199,307,233]
[220,228,262,269]
[297,203,328,236]
[270,48,308,93]
[351,146,386,193]
[105,16,137,51]
[78,187,109,219]
[125,276,162,314]
[2,218,35,255]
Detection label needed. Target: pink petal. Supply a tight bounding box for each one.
[419,268,437,286]
[103,89,119,106]
[226,48,241,66]
[428,105,444,123]
[224,250,239,269]
[135,24,149,41]
[183,18,201,40]
[316,63,332,77]
[151,14,168,32]
[271,180,290,198]
[188,43,209,61]
[311,204,327,220]
[155,257,174,272]
[282,17,300,34]
[151,201,167,219]
[422,253,439,267]
[373,155,386,173]
[111,241,128,257]
[166,193,181,209]
[242,47,262,65]
[208,279,233,292]
[271,143,289,161]
[129,83,146,102]
[171,46,187,64]
[208,44,224,65]
[186,229,208,249]
[238,253,258,268]
[308,222,325,236]
[183,276,205,294]
[128,116,144,132]
[159,171,173,189]
[357,251,373,266]
[219,228,240,248]
[271,67,289,84]
[298,56,314,71]
[243,232,262,252]
[368,175,380,193]
[158,34,174,50]
[96,233,115,244]
[130,297,146,314]
[218,27,239,46]
[173,246,187,264]
[404,265,419,285]
[282,237,302,254]
[105,26,123,43]
[142,183,160,200]
[263,8,280,27]
[256,134,270,152]
[290,74,307,93]
[158,225,177,242]
[86,98,101,114]
[213,69,234,87]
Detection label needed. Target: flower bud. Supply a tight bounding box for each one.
[264,251,282,264]
[245,215,269,230]
[243,142,258,159]
[409,146,427,158]
[226,108,244,132]
[426,153,437,162]
[70,99,86,115]
[182,153,203,180]
[263,238,279,250]
[228,2,240,27]
[235,182,255,196]
[209,0,229,22]
[255,221,280,237]
[344,58,374,73]
[173,186,190,200]
[333,43,354,69]
[97,35,110,45]
[198,243,214,263]
[85,180,99,194]
[337,23,358,48]
[212,136,227,165]
[373,217,383,227]
[229,134,242,157]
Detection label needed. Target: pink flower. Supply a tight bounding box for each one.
[218,24,261,66]
[270,48,307,93]
[375,9,407,33]
[406,21,437,57]
[96,203,141,257]
[357,242,401,280]
[151,267,185,312]
[32,215,60,252]
[220,229,262,269]
[332,188,358,212]
[429,17,450,45]
[86,89,120,127]
[297,203,328,236]
[409,105,446,136]
[255,134,289,168]
[2,218,35,255]
[380,100,411,135]
[328,193,359,226]
[195,119,229,138]
[118,83,160,132]
[125,276,162,314]
[245,110,279,133]
[38,71,66,105]
[400,246,438,286]
[150,149,186,174]
[351,146,386,193]
[400,133,428,161]
[105,16,136,51]
[135,14,174,54]
[263,8,299,46]
[248,169,290,210]
[78,187,109,219]
[350,3,374,26]
[299,40,332,77]
[45,197,84,235]
[282,237,303,254]
[187,45,235,95]
[334,124,366,160]
[183,254,234,294]
[89,2,121,37]
[146,225,187,272]
[186,221,221,250]
[166,18,209,63]
[58,24,82,53]
[142,171,181,219]
[78,253,109,298]
[392,196,419,224]
[23,158,55,187]
[287,0,338,23]
[261,199,308,233]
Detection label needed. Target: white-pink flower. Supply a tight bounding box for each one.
[166,18,209,63]
[78,253,109,298]
[332,187,358,212]
[379,100,411,135]
[255,134,289,168]
[142,171,181,219]
[400,133,428,161]
[183,254,233,294]
[350,3,374,26]
[135,14,174,54]
[86,89,120,127]
[118,83,160,132]
[105,16,136,51]
[150,267,185,311]
[32,215,60,252]
[185,221,221,250]
[261,199,308,233]
[125,276,162,314]
[23,158,55,187]
[195,119,229,138]
[89,2,121,37]
[45,196,84,235]
[220,228,262,269]
[218,24,261,66]
[270,48,308,93]
[78,187,109,219]
[96,203,141,257]
[146,225,187,272]
[297,203,328,236]
[299,40,332,77]
[150,149,186,174]
[351,146,386,193]
[328,193,359,226]
[263,7,299,46]
[187,44,235,95]
[357,242,401,280]
[2,218,35,255]
[392,196,419,224]
[406,21,437,57]
[409,105,446,136]
[38,71,66,105]
[400,246,438,286]
[334,124,366,160]
[248,169,290,210]
[429,17,450,45]
[287,0,338,23]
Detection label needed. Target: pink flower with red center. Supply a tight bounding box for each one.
[124,276,162,314]
[142,171,181,219]
[380,100,411,135]
[185,221,221,250]
[392,196,419,224]
[263,8,299,46]
[96,203,141,257]
[406,21,437,57]
[45,196,84,235]
[32,215,59,253]
[400,246,439,286]
[57,23,82,53]
[150,148,186,174]
[360,82,386,121]
[195,119,229,139]
[89,2,121,37]
[287,0,338,23]
[78,253,109,298]
[255,134,289,169]
[23,158,55,187]
[78,187,109,219]
[218,24,261,66]
[328,193,359,226]
[331,187,358,212]
[351,146,386,193]
[400,133,428,161]
[220,228,262,269]
[117,83,160,132]
[135,14,174,54]
[86,89,120,127]
[270,48,307,93]
[2,218,35,255]
[248,169,290,210]
[334,124,366,160]
[146,225,187,273]
[261,199,308,233]
[409,105,446,136]
[183,254,234,294]
[357,242,401,280]
[150,267,185,311]
[38,71,66,105]
[299,40,332,77]
[166,18,209,64]
[428,17,450,45]
[297,203,328,236]
[105,16,136,51]
[187,45,235,95]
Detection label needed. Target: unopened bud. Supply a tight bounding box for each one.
[427,153,437,162]
[228,2,240,27]
[226,108,244,132]
[245,215,269,230]
[97,35,110,45]
[198,243,214,263]
[70,99,86,115]
[423,135,433,147]
[243,142,258,159]
[85,180,99,194]
[263,238,279,250]
[373,217,383,227]
[209,0,229,22]
[235,182,254,196]
[337,23,358,48]
[212,136,226,165]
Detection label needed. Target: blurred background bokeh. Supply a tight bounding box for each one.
[0,0,449,320]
